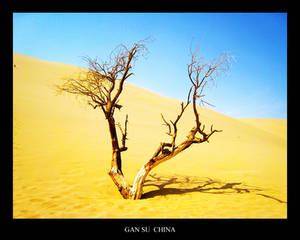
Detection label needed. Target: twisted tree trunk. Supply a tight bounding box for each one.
[108,131,196,200]
[107,117,131,199]
[128,140,194,199]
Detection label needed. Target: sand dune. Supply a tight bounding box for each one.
[13,52,287,218]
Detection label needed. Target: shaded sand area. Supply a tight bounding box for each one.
[13,53,287,218]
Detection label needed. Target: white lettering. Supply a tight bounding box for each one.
[124,227,140,233]
[153,226,175,233]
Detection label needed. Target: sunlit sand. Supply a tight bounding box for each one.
[13,52,287,218]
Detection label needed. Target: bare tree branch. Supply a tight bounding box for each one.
[117,114,129,152]
[151,46,232,168]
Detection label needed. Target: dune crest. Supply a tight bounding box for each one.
[13,52,287,218]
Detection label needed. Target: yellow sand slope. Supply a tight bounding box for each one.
[13,52,287,218]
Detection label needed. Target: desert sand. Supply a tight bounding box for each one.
[13,52,287,218]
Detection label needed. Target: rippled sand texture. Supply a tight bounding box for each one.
[13,53,287,218]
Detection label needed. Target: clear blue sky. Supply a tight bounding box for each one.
[13,13,287,119]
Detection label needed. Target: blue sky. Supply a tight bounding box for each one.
[13,13,287,119]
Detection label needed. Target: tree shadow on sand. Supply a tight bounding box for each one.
[142,174,287,204]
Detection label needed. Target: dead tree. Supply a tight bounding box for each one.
[55,39,232,200]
